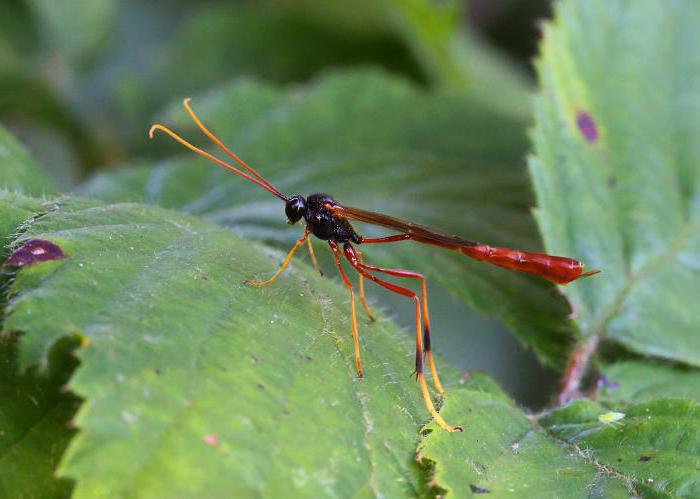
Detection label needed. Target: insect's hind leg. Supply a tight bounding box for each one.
[349,245,444,395]
[329,241,363,378]
[342,243,462,432]
[356,251,375,322]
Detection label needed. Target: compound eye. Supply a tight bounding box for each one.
[285,196,305,224]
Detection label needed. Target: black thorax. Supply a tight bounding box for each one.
[304,193,361,243]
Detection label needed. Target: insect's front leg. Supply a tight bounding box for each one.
[245,228,309,287]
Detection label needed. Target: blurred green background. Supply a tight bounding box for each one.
[1,0,556,407]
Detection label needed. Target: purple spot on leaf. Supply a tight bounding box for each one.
[470,484,490,494]
[5,239,65,267]
[576,110,598,143]
[596,376,619,390]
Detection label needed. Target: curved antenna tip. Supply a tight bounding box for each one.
[148,124,160,139]
[183,97,192,106]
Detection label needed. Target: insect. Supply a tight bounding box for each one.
[149,99,600,432]
[598,411,625,427]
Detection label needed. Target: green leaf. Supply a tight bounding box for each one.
[599,361,700,404]
[382,0,531,117]
[0,0,36,72]
[3,196,471,497]
[0,335,78,499]
[82,70,574,367]
[529,1,700,364]
[542,398,700,497]
[26,0,116,65]
[0,124,56,197]
[115,0,528,144]
[158,1,423,94]
[418,388,631,497]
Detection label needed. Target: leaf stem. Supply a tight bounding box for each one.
[557,335,599,405]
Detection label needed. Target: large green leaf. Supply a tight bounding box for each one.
[542,399,700,497]
[82,70,575,368]
[529,1,700,364]
[0,124,56,197]
[3,196,473,497]
[418,387,632,497]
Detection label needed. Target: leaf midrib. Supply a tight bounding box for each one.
[590,217,700,340]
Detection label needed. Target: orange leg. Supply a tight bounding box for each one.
[306,237,323,277]
[246,229,308,286]
[329,241,363,378]
[343,243,461,432]
[356,251,375,322]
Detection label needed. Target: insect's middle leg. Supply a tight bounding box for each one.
[347,245,444,394]
[306,237,323,277]
[342,243,461,432]
[329,241,363,378]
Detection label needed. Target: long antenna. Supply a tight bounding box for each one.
[148,100,288,202]
[182,99,275,190]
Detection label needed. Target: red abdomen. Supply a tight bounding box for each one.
[459,245,597,284]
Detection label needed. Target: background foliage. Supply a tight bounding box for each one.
[1,0,699,497]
